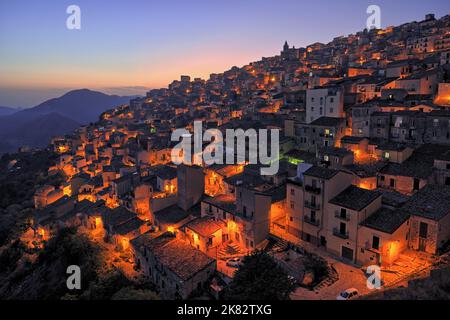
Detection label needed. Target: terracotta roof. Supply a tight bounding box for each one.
[153,204,192,225]
[133,233,215,281]
[203,194,236,213]
[102,206,136,228]
[184,217,225,237]
[113,216,146,235]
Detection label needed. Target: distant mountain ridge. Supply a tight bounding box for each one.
[26,89,134,123]
[0,89,138,154]
[0,106,18,116]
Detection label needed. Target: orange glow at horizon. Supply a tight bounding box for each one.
[3,46,266,94]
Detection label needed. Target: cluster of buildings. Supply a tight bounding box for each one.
[29,13,450,299]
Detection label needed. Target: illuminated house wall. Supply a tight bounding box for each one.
[358,220,409,266]
[326,194,382,263]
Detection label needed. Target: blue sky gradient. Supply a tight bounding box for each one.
[0,0,448,107]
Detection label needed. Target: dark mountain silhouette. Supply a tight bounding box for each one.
[3,113,81,150]
[0,106,18,116]
[0,89,138,153]
[25,89,134,123]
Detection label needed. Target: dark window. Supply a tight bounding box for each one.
[340,208,347,219]
[372,236,380,250]
[390,178,395,187]
[413,178,420,191]
[340,222,346,235]
[419,222,428,238]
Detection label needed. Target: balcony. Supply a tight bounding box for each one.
[305,201,321,210]
[334,211,350,221]
[305,185,321,195]
[333,228,349,239]
[364,241,380,252]
[304,216,320,226]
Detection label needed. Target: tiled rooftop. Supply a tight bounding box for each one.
[134,233,215,281]
[183,216,225,237]
[330,185,382,211]
[362,208,410,234]
[402,185,450,221]
[304,165,340,180]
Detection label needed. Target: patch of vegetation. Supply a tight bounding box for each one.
[0,227,159,300]
[0,150,65,246]
[0,150,63,209]
[0,239,27,273]
[302,252,330,288]
[0,227,103,299]
[224,250,296,300]
[111,287,160,300]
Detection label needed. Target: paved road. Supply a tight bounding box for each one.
[291,260,372,300]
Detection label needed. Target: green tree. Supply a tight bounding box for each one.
[79,270,131,300]
[0,227,105,299]
[224,251,296,300]
[302,253,329,287]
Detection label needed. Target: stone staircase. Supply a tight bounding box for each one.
[271,237,289,253]
[265,235,290,253]
[218,242,243,259]
[313,264,339,291]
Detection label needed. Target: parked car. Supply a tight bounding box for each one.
[337,288,359,300]
[226,257,243,268]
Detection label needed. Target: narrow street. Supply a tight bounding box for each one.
[270,228,439,300]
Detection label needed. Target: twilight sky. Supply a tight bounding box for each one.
[0,0,448,107]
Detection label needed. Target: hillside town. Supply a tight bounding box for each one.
[10,13,450,299]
